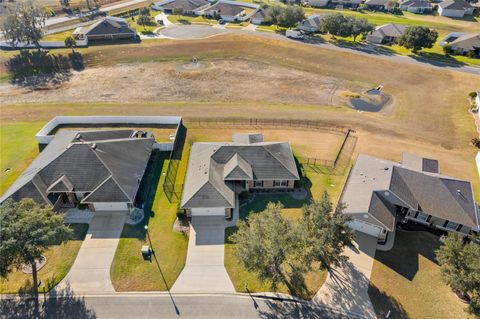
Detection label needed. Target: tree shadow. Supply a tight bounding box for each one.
[408,52,466,67]
[178,19,192,25]
[0,283,96,319]
[368,283,410,319]
[257,299,350,319]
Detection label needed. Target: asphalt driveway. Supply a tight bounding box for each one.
[57,211,127,294]
[172,215,235,293]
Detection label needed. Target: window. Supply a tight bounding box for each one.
[445,221,460,231]
[274,180,288,187]
[415,212,430,222]
[254,181,264,188]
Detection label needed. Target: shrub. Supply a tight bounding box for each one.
[469,92,478,98]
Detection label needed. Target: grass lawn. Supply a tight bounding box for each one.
[42,29,74,42]
[110,151,188,291]
[369,230,475,319]
[128,11,160,33]
[167,14,218,25]
[0,224,89,294]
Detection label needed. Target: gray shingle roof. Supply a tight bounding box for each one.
[365,0,389,6]
[370,24,407,39]
[181,139,299,209]
[439,0,473,10]
[75,17,136,37]
[369,192,396,231]
[450,33,480,51]
[401,152,439,173]
[82,176,131,203]
[400,0,432,8]
[0,130,154,206]
[250,9,265,20]
[163,0,209,11]
[205,2,245,16]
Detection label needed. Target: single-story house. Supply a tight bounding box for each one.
[202,1,246,21]
[364,0,391,11]
[73,17,137,42]
[298,14,324,33]
[399,0,433,13]
[340,153,479,243]
[152,0,210,15]
[330,0,362,8]
[366,23,407,44]
[305,0,330,8]
[438,0,474,17]
[0,130,155,212]
[449,33,480,56]
[181,133,300,218]
[250,9,266,25]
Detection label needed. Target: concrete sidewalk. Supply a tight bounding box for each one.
[314,232,378,319]
[56,211,126,294]
[172,216,235,293]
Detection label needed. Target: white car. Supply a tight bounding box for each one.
[285,30,304,39]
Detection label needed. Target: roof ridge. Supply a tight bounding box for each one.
[81,175,112,202]
[263,143,299,179]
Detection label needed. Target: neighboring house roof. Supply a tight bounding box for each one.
[0,130,155,206]
[181,136,299,209]
[401,152,439,173]
[233,133,264,144]
[299,14,324,30]
[163,0,209,11]
[341,154,479,230]
[205,2,245,16]
[400,0,432,8]
[450,33,480,51]
[369,23,407,39]
[250,9,265,20]
[365,0,389,6]
[73,17,136,37]
[439,0,473,10]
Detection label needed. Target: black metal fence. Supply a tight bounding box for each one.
[163,122,186,203]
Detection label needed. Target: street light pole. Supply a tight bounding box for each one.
[144,225,154,254]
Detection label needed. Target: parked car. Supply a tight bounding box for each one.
[286,30,304,39]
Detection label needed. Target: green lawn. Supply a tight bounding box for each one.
[128,11,160,33]
[369,230,476,319]
[0,224,89,294]
[110,151,188,291]
[42,29,75,42]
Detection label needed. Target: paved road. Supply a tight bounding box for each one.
[314,232,377,319]
[57,212,126,294]
[172,216,235,293]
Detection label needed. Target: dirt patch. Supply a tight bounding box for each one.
[0,58,368,107]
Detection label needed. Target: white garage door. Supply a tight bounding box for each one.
[191,207,225,216]
[348,220,382,238]
[94,202,129,211]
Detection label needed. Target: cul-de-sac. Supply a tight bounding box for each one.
[0,0,479,318]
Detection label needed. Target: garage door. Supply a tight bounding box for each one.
[348,220,382,238]
[94,202,128,211]
[191,207,225,216]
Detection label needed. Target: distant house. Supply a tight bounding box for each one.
[0,130,155,212]
[366,23,407,44]
[330,0,362,8]
[250,9,266,25]
[399,0,433,13]
[73,17,137,42]
[152,0,210,15]
[203,1,247,21]
[181,133,299,219]
[364,0,390,11]
[340,153,480,243]
[298,14,324,33]
[438,0,474,18]
[305,0,330,8]
[449,33,480,56]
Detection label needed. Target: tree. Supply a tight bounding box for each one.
[137,7,153,31]
[385,0,396,11]
[264,6,283,25]
[277,5,304,29]
[436,233,480,316]
[0,1,47,48]
[64,35,77,53]
[443,43,453,56]
[319,14,352,38]
[60,0,70,8]
[0,199,73,317]
[397,26,438,54]
[348,17,374,42]
[298,192,354,270]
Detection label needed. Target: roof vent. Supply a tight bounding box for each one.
[384,167,389,170]
[91,143,97,150]
[76,133,82,140]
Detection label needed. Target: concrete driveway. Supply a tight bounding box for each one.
[314,232,378,319]
[172,216,235,293]
[57,211,126,294]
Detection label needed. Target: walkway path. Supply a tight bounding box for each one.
[172,215,235,293]
[57,211,126,294]
[314,232,378,319]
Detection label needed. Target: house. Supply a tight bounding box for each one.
[330,0,362,8]
[364,0,390,11]
[449,33,480,56]
[181,133,300,218]
[438,0,474,18]
[305,0,330,8]
[152,0,210,15]
[340,153,479,243]
[72,17,137,42]
[250,9,266,25]
[203,1,246,21]
[366,23,407,44]
[298,14,324,33]
[399,0,433,13]
[0,130,155,212]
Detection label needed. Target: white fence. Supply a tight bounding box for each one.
[36,115,182,151]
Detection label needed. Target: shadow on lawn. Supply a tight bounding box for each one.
[1,283,96,319]
[257,299,349,319]
[373,229,440,281]
[408,52,466,68]
[368,284,410,319]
